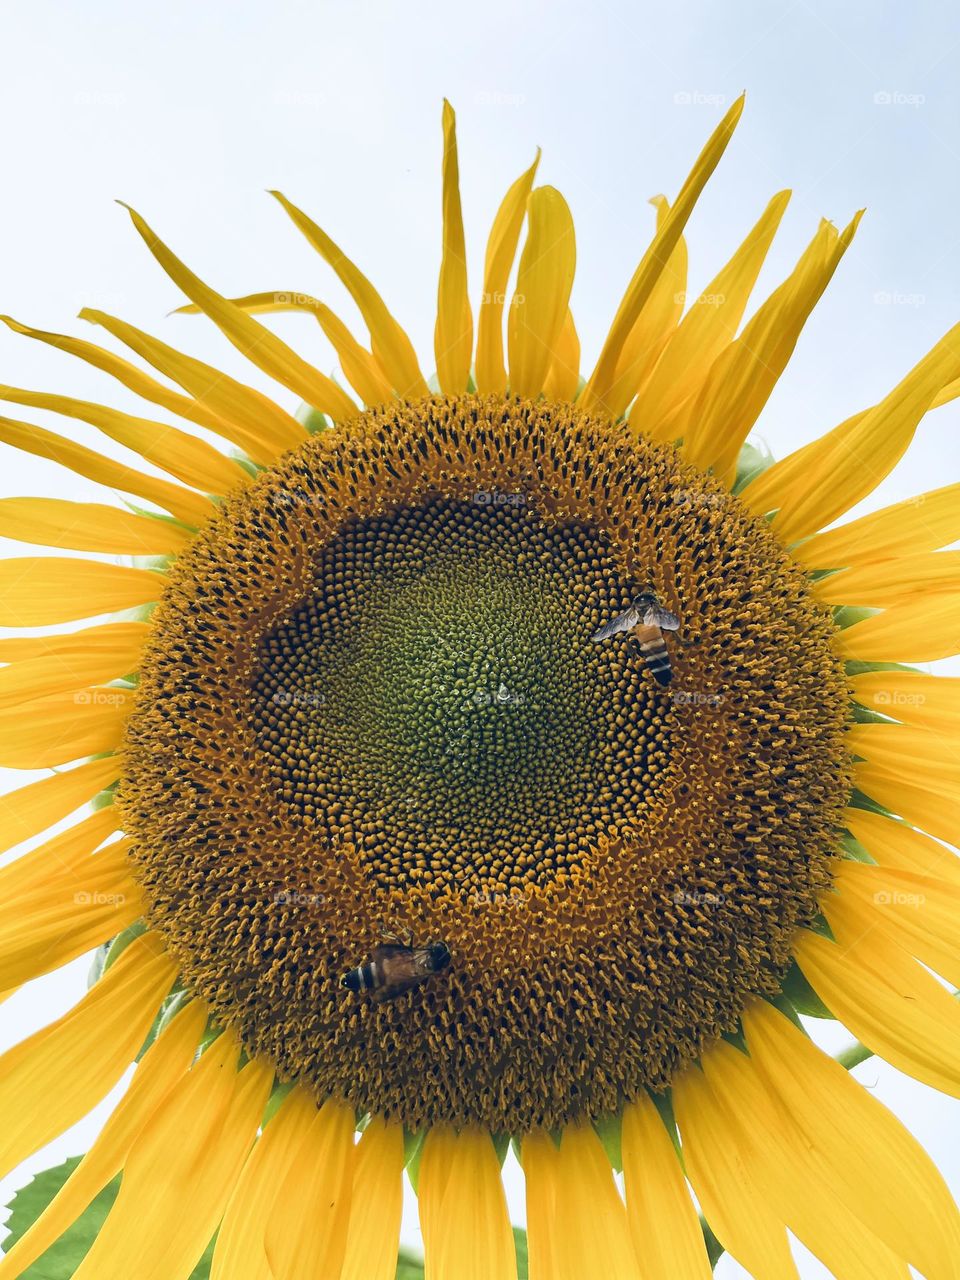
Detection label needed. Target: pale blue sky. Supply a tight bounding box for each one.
[0,2,957,1275]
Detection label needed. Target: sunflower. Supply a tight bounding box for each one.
[0,94,959,1280]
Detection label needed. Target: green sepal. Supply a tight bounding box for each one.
[90,780,120,812]
[0,1158,215,1279]
[780,961,835,1019]
[262,1080,295,1126]
[296,402,331,434]
[492,1132,511,1167]
[87,921,147,986]
[832,604,879,630]
[120,498,201,531]
[403,1129,426,1193]
[593,1111,623,1172]
[732,437,775,494]
[230,452,262,478]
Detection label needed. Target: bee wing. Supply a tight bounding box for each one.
[644,604,681,631]
[371,974,423,1003]
[591,607,640,642]
[369,943,412,963]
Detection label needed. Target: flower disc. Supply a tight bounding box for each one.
[120,394,852,1132]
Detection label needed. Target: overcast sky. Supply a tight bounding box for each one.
[0,3,957,1275]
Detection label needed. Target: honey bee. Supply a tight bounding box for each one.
[590,589,681,686]
[340,931,451,1003]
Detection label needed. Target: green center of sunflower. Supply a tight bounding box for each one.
[119,394,852,1133]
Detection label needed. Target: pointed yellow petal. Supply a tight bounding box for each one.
[838,589,960,662]
[743,999,960,1280]
[434,101,473,394]
[121,203,357,420]
[833,860,960,987]
[795,480,960,569]
[797,915,960,1097]
[341,1118,405,1280]
[550,1125,640,1279]
[0,933,176,1181]
[263,1099,355,1280]
[846,804,960,886]
[0,833,140,989]
[0,756,119,856]
[542,308,581,403]
[0,558,160,629]
[634,190,791,437]
[850,669,960,736]
[420,1127,516,1280]
[271,189,430,398]
[741,320,960,540]
[0,385,244,495]
[0,315,276,466]
[80,309,305,464]
[0,806,117,898]
[814,550,960,607]
[177,292,396,408]
[0,682,134,768]
[0,413,212,527]
[507,186,576,399]
[0,497,189,556]
[672,1063,800,1280]
[701,1037,911,1280]
[0,1000,206,1280]
[211,1086,319,1280]
[73,1037,272,1280]
[581,95,745,415]
[603,196,687,419]
[848,721,960,780]
[475,152,541,395]
[521,1131,558,1280]
[682,212,862,481]
[621,1094,712,1280]
[0,622,147,710]
[855,765,959,847]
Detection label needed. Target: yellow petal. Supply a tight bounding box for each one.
[634,190,791,437]
[0,315,276,467]
[542,308,581,403]
[73,1037,272,1280]
[621,1094,712,1280]
[507,186,576,399]
[271,189,430,398]
[121,204,357,422]
[794,480,960,569]
[833,859,960,988]
[0,413,212,528]
[212,1086,319,1280]
[681,212,862,481]
[0,558,160,629]
[845,804,960,886]
[603,196,687,419]
[177,291,396,409]
[814,550,960,607]
[420,1127,516,1280]
[581,95,745,416]
[0,1000,206,1280]
[848,721,960,780]
[850,669,960,736]
[0,833,140,989]
[0,756,119,856]
[741,320,960,540]
[837,589,960,662]
[0,385,244,496]
[0,807,117,899]
[797,917,960,1098]
[550,1125,640,1280]
[80,309,305,465]
[0,497,189,556]
[475,152,541,395]
[672,1063,799,1280]
[701,1037,911,1280]
[341,1117,405,1280]
[0,684,134,768]
[521,1131,558,1280]
[743,999,960,1280]
[263,1099,356,1280]
[0,932,176,1181]
[434,101,473,394]
[854,765,958,847]
[0,621,147,710]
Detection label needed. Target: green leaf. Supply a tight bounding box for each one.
[395,1246,425,1280]
[2,1158,214,1278]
